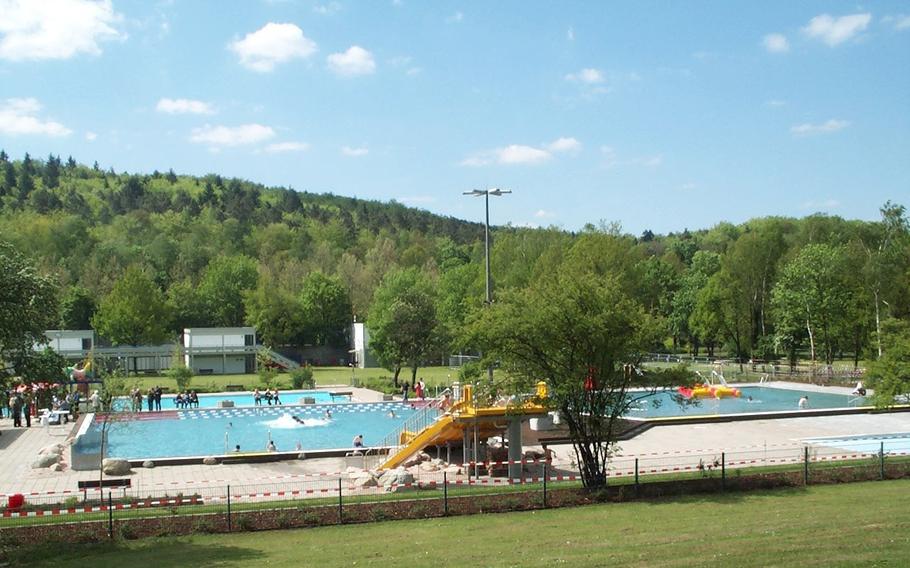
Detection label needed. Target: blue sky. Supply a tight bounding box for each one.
[1,1,908,234]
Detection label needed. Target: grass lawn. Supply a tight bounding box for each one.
[15,480,910,567]
[128,366,465,393]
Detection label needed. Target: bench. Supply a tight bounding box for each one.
[78,478,132,490]
[225,384,245,392]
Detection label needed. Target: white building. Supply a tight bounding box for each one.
[183,327,257,375]
[42,330,94,358]
[351,322,377,368]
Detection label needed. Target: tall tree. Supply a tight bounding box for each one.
[772,244,849,367]
[197,255,258,327]
[298,272,352,347]
[60,285,97,329]
[471,269,688,489]
[0,241,60,381]
[92,265,171,372]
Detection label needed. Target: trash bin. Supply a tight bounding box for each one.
[8,494,24,510]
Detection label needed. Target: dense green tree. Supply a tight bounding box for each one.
[866,319,910,407]
[60,285,97,329]
[368,268,442,385]
[92,265,172,371]
[470,268,689,488]
[0,241,60,381]
[772,244,849,367]
[244,272,304,346]
[298,272,352,347]
[197,255,258,327]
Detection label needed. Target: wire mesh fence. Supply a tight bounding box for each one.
[2,442,907,536]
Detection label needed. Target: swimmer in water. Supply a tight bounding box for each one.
[388,410,396,418]
[324,409,332,419]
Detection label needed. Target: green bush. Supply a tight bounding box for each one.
[291,366,315,389]
[359,376,400,395]
[259,367,278,389]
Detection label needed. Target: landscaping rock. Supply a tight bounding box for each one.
[443,465,463,475]
[350,472,378,488]
[101,458,131,476]
[39,443,65,455]
[142,460,156,469]
[50,463,64,472]
[419,461,440,472]
[381,468,414,490]
[202,456,218,465]
[31,454,60,469]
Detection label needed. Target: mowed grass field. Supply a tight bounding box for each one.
[16,480,910,567]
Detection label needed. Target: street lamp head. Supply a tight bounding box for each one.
[463,189,485,196]
[488,188,512,196]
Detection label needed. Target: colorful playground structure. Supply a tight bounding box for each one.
[379,382,550,472]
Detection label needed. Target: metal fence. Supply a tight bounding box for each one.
[2,440,907,536]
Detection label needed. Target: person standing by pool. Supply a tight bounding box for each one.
[253,388,262,406]
[415,380,424,400]
[154,386,162,411]
[90,390,100,412]
[272,388,281,405]
[798,396,809,409]
[147,388,154,412]
[401,382,409,402]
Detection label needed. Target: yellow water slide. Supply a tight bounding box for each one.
[380,382,550,470]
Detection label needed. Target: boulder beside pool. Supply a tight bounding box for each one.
[202,456,219,465]
[102,458,132,476]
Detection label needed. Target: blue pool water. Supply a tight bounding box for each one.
[113,390,338,410]
[86,402,420,460]
[802,433,910,455]
[627,386,866,418]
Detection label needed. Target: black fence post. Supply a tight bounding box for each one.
[721,452,726,491]
[634,458,639,493]
[226,484,231,532]
[880,442,885,480]
[443,471,448,516]
[543,462,549,508]
[338,478,343,525]
[107,491,113,539]
[804,446,809,485]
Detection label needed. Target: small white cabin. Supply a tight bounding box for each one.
[183,327,257,375]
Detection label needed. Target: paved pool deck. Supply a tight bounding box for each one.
[1,383,908,497]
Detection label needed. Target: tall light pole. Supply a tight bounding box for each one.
[463,187,511,382]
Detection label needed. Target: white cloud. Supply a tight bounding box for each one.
[802,13,871,46]
[534,209,555,218]
[790,119,850,136]
[446,12,463,24]
[763,33,789,53]
[313,2,341,15]
[565,67,604,84]
[567,26,574,41]
[765,99,787,107]
[546,137,582,153]
[640,155,663,167]
[229,22,317,72]
[406,67,421,76]
[883,15,910,30]
[85,131,97,141]
[0,98,72,136]
[189,124,275,147]
[327,45,375,77]
[156,98,215,115]
[264,141,309,153]
[680,182,697,191]
[498,145,551,165]
[341,145,368,157]
[0,0,124,61]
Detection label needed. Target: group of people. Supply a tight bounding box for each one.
[400,379,427,402]
[5,389,33,428]
[174,390,199,409]
[253,388,282,406]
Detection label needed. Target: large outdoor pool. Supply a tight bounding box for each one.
[627,386,866,418]
[802,433,910,455]
[80,402,420,460]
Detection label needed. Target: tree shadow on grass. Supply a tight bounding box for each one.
[15,539,261,568]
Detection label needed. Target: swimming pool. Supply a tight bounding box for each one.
[627,386,866,418]
[802,433,910,455]
[79,402,420,460]
[113,389,338,410]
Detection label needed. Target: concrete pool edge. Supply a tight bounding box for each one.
[122,446,393,468]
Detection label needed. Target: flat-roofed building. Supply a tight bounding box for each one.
[183,327,257,375]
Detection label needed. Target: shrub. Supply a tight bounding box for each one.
[259,367,278,389]
[193,518,215,534]
[236,514,253,531]
[290,366,315,389]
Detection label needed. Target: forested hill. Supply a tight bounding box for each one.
[1,151,908,370]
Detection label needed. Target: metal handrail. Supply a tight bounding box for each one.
[374,389,450,464]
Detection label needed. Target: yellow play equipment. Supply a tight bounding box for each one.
[379,382,550,470]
